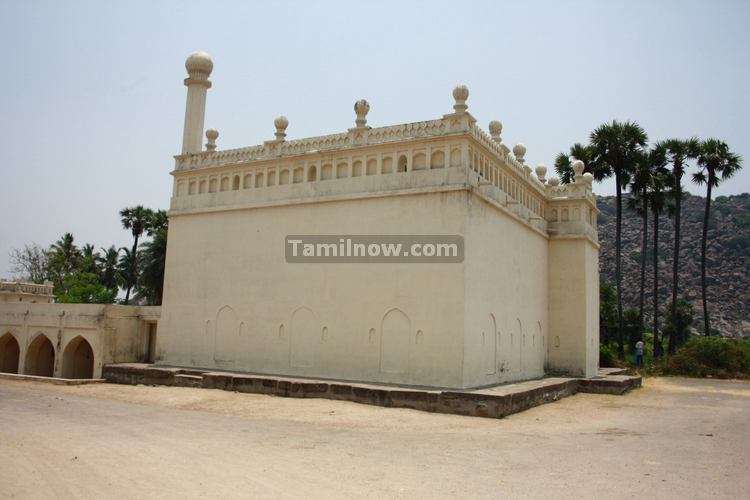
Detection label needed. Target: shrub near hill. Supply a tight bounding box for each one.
[659,337,750,379]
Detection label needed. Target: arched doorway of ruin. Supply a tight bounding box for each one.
[62,336,94,379]
[0,333,20,374]
[25,334,55,377]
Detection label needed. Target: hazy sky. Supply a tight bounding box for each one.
[1,0,749,278]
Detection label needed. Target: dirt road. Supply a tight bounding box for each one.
[1,377,748,499]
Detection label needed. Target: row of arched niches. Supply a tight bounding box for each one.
[0,332,94,379]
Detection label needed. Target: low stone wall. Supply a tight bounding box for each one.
[103,364,641,419]
[578,374,642,395]
[0,372,105,385]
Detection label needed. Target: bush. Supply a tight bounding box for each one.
[659,337,750,379]
[600,342,618,368]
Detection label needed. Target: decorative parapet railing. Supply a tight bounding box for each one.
[171,83,598,238]
[174,118,455,171]
[0,281,55,296]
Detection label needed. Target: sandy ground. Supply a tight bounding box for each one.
[0,377,748,499]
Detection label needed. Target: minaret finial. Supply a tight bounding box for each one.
[274,116,289,141]
[181,51,213,154]
[489,120,502,143]
[452,85,469,113]
[354,99,370,128]
[205,128,218,151]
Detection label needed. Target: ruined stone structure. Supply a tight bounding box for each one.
[155,52,600,389]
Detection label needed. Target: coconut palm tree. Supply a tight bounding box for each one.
[120,206,154,304]
[48,233,81,294]
[692,139,743,339]
[50,233,79,269]
[589,121,648,359]
[661,138,700,351]
[97,246,122,293]
[80,243,100,275]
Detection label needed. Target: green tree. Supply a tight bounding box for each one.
[47,233,81,295]
[589,121,649,359]
[662,299,695,349]
[57,271,116,304]
[693,139,743,339]
[117,247,136,303]
[148,210,168,235]
[661,138,700,351]
[120,206,154,304]
[623,308,642,353]
[645,152,672,357]
[97,246,122,292]
[553,143,601,184]
[599,280,618,344]
[136,227,168,305]
[79,243,101,275]
[626,151,656,337]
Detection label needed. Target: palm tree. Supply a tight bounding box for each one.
[147,210,168,237]
[626,151,655,338]
[50,233,79,269]
[661,138,700,352]
[97,246,121,292]
[554,144,596,184]
[693,139,743,339]
[553,143,615,185]
[646,157,672,358]
[120,206,154,304]
[117,248,136,304]
[137,228,168,305]
[48,233,81,294]
[80,243,100,275]
[589,121,648,359]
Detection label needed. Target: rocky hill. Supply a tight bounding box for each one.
[597,193,750,338]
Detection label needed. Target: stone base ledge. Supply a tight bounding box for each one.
[102,363,641,419]
[578,374,642,395]
[0,372,106,385]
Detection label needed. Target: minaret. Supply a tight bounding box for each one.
[181,51,213,154]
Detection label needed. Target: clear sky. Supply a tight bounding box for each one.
[1,0,749,278]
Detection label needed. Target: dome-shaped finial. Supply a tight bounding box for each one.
[452,85,469,113]
[583,172,594,186]
[354,99,370,128]
[535,163,547,183]
[548,176,560,186]
[274,116,289,141]
[572,159,585,176]
[489,120,503,143]
[185,51,213,78]
[205,128,219,151]
[513,143,527,163]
